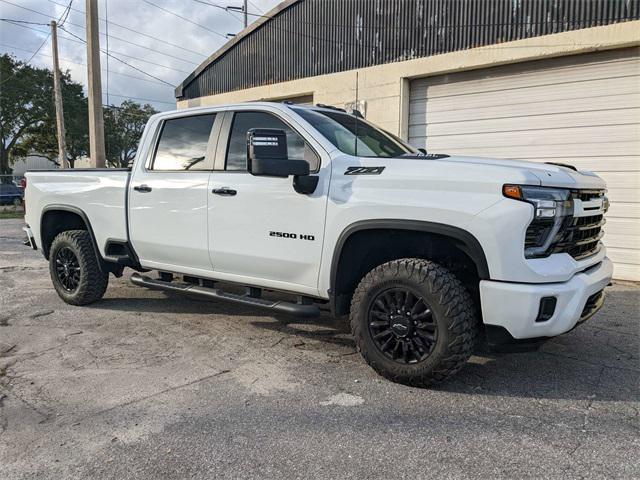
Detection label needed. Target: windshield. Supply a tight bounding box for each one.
[294,108,418,158]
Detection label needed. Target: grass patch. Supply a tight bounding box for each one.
[0,212,24,219]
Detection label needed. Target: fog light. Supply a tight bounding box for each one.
[536,297,557,322]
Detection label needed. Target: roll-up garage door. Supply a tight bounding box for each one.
[409,48,640,281]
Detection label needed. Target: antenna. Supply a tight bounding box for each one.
[354,71,359,157]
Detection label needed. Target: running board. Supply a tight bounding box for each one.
[130,273,321,318]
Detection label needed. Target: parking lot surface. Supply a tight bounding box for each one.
[0,218,638,479]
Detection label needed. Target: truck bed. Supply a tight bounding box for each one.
[24,169,131,257]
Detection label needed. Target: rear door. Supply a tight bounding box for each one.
[129,112,220,274]
[207,109,329,295]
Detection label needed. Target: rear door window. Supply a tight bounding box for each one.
[151,114,216,171]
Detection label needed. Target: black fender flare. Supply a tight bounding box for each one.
[329,219,491,297]
[40,205,104,269]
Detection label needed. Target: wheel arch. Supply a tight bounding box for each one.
[329,220,490,316]
[40,205,102,266]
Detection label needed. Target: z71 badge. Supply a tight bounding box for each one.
[344,166,386,175]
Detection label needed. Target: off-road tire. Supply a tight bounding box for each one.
[350,258,477,387]
[49,230,108,305]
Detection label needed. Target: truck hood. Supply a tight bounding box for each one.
[429,155,606,190]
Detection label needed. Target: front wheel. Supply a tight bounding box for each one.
[49,230,109,305]
[349,258,477,387]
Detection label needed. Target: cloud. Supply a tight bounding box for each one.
[0,0,281,111]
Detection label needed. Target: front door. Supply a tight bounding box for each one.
[129,112,219,274]
[208,109,329,295]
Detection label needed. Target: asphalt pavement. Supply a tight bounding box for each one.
[0,218,638,479]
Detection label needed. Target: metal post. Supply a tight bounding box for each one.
[50,21,68,169]
[86,0,106,168]
[243,0,248,28]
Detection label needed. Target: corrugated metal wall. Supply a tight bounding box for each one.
[179,0,640,100]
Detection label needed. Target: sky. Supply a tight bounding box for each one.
[0,0,282,111]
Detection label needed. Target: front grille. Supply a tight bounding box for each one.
[572,190,605,202]
[551,214,605,260]
[525,189,606,260]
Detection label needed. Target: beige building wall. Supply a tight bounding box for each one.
[178,21,640,140]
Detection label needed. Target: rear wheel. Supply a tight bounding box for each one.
[49,230,108,305]
[350,258,477,387]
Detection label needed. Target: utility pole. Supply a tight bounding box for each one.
[243,0,248,28]
[50,21,68,169]
[86,0,106,168]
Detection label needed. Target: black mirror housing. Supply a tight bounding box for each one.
[247,128,310,178]
[247,128,288,164]
[251,157,310,178]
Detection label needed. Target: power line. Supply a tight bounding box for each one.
[0,0,52,20]
[1,0,200,65]
[104,92,175,105]
[59,25,176,87]
[47,0,208,57]
[103,103,158,114]
[2,20,192,75]
[0,1,73,87]
[141,0,228,39]
[188,0,248,26]
[188,0,228,13]
[58,0,73,26]
[0,0,73,28]
[0,42,173,86]
[0,18,48,26]
[0,38,170,107]
[247,1,262,13]
[62,19,199,65]
[0,19,50,35]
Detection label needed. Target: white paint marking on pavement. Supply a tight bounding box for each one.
[320,393,364,407]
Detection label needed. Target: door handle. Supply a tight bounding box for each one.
[212,188,237,196]
[134,184,152,193]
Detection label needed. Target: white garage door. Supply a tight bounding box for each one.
[409,48,640,281]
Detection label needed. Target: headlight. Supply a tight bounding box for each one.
[503,185,574,258]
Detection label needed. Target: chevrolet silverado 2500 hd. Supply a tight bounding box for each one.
[23,102,613,386]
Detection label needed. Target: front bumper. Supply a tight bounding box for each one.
[480,257,613,340]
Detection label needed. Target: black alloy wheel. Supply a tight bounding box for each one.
[55,246,81,292]
[367,287,437,364]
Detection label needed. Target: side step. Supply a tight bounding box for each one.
[130,273,321,318]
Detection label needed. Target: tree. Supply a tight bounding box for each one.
[0,55,53,174]
[104,100,158,168]
[21,70,89,168]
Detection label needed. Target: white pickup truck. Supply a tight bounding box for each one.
[23,102,612,386]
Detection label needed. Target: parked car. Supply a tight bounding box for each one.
[22,102,612,386]
[0,181,23,205]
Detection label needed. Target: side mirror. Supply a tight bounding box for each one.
[247,128,309,178]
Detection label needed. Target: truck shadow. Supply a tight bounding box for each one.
[94,285,639,402]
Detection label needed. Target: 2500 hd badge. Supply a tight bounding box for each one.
[269,231,315,241]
